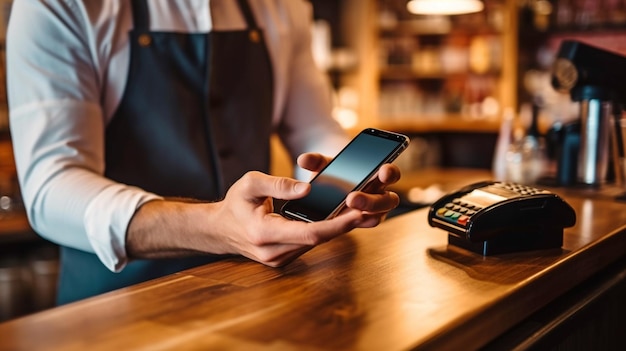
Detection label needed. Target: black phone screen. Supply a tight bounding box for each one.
[281,129,408,222]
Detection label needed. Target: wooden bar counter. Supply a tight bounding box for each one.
[2,169,626,350]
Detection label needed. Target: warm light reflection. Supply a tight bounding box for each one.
[332,106,358,129]
[580,199,594,239]
[407,0,484,16]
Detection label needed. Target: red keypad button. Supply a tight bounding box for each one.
[457,215,469,226]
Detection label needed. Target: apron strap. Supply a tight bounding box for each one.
[131,0,257,32]
[236,0,260,29]
[131,0,150,31]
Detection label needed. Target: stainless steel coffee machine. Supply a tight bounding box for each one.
[552,40,626,186]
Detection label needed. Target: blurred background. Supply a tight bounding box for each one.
[2,0,626,321]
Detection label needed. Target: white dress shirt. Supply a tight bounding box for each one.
[6,0,347,272]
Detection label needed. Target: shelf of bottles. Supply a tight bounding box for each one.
[375,0,506,127]
[547,0,626,33]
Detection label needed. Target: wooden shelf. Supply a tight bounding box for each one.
[368,116,501,134]
[380,23,502,37]
[380,66,501,80]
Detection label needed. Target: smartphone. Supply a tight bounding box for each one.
[280,128,410,222]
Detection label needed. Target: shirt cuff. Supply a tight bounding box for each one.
[84,184,163,272]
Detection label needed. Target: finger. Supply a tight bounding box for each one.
[262,211,363,245]
[353,213,385,228]
[359,164,402,195]
[378,163,401,184]
[346,191,400,213]
[296,152,330,173]
[237,171,310,202]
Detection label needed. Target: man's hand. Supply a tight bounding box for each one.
[127,155,402,268]
[204,151,402,267]
[206,171,364,267]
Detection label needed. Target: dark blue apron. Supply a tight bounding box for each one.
[57,0,274,305]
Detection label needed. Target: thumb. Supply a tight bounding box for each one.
[240,171,310,201]
[274,177,311,200]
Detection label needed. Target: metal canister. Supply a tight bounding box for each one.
[577,99,613,185]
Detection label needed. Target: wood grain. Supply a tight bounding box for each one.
[2,173,626,350]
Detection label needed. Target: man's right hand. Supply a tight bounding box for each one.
[126,171,366,267]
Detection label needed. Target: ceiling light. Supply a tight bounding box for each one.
[407,0,485,16]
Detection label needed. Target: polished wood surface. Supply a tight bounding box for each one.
[2,171,626,350]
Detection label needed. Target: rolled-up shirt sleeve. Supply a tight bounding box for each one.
[9,102,162,273]
[7,0,160,272]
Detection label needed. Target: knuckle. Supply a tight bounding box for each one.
[264,259,285,268]
[388,190,400,204]
[256,251,282,266]
[360,215,382,228]
[240,171,261,188]
[273,176,290,192]
[247,230,266,246]
[302,229,325,246]
[240,171,253,182]
[369,216,382,227]
[255,250,272,263]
